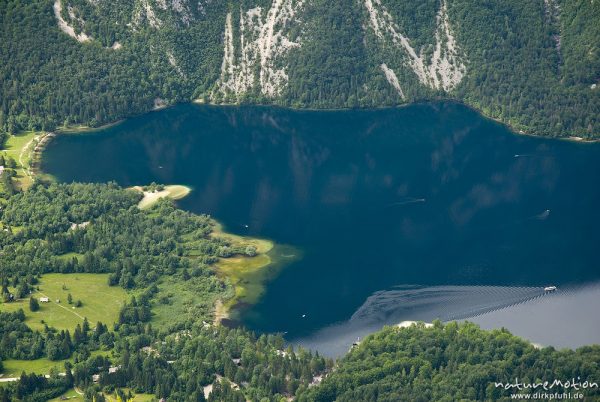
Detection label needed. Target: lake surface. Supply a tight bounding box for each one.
[42,102,600,354]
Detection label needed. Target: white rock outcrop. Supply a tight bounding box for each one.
[365,0,466,92]
[213,0,305,100]
[53,0,91,43]
[380,63,406,99]
[133,0,163,29]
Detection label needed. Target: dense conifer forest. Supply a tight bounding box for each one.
[0,0,598,139]
[1,0,600,400]
[0,182,599,401]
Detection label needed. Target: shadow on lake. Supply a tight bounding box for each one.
[42,102,600,348]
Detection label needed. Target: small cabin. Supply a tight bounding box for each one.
[39,297,50,303]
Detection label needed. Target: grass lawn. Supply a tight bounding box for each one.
[104,390,155,402]
[1,131,38,189]
[48,388,83,401]
[2,350,110,377]
[1,357,66,377]
[49,387,154,402]
[55,252,85,262]
[0,273,128,332]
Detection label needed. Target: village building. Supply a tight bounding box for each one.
[108,366,120,374]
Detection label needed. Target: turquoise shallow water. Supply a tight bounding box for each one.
[42,102,600,349]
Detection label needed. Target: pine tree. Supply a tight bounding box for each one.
[29,297,39,312]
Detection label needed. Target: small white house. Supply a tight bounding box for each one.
[108,366,121,374]
[39,297,49,303]
[0,166,4,177]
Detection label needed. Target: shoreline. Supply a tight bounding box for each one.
[19,119,127,186]
[208,222,300,324]
[130,184,192,209]
[124,184,285,326]
[19,126,286,328]
[11,100,598,156]
[193,98,600,142]
[210,223,277,320]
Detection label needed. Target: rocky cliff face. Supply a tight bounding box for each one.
[364,0,466,92]
[26,0,599,137]
[214,0,305,100]
[52,0,470,102]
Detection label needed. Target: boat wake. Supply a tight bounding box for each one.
[350,284,545,323]
[293,284,552,357]
[386,198,426,208]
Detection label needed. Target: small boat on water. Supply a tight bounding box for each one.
[544,286,557,292]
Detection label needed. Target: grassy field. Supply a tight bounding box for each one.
[2,351,111,377]
[0,273,128,332]
[49,388,154,402]
[1,357,66,377]
[55,252,85,262]
[49,389,84,402]
[48,388,83,401]
[1,131,38,189]
[104,390,155,402]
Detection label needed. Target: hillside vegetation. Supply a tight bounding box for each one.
[0,0,598,139]
[0,181,599,401]
[298,322,600,402]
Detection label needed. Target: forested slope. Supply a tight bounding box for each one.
[298,322,600,402]
[0,181,331,401]
[0,0,598,139]
[0,184,599,401]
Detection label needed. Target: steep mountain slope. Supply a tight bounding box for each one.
[0,0,598,138]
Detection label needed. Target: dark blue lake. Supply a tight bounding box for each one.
[42,102,600,353]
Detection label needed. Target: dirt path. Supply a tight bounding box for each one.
[0,377,19,383]
[18,135,37,178]
[38,291,86,321]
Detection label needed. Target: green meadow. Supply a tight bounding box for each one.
[47,388,83,401]
[1,130,38,189]
[2,350,111,377]
[48,388,155,402]
[0,273,128,332]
